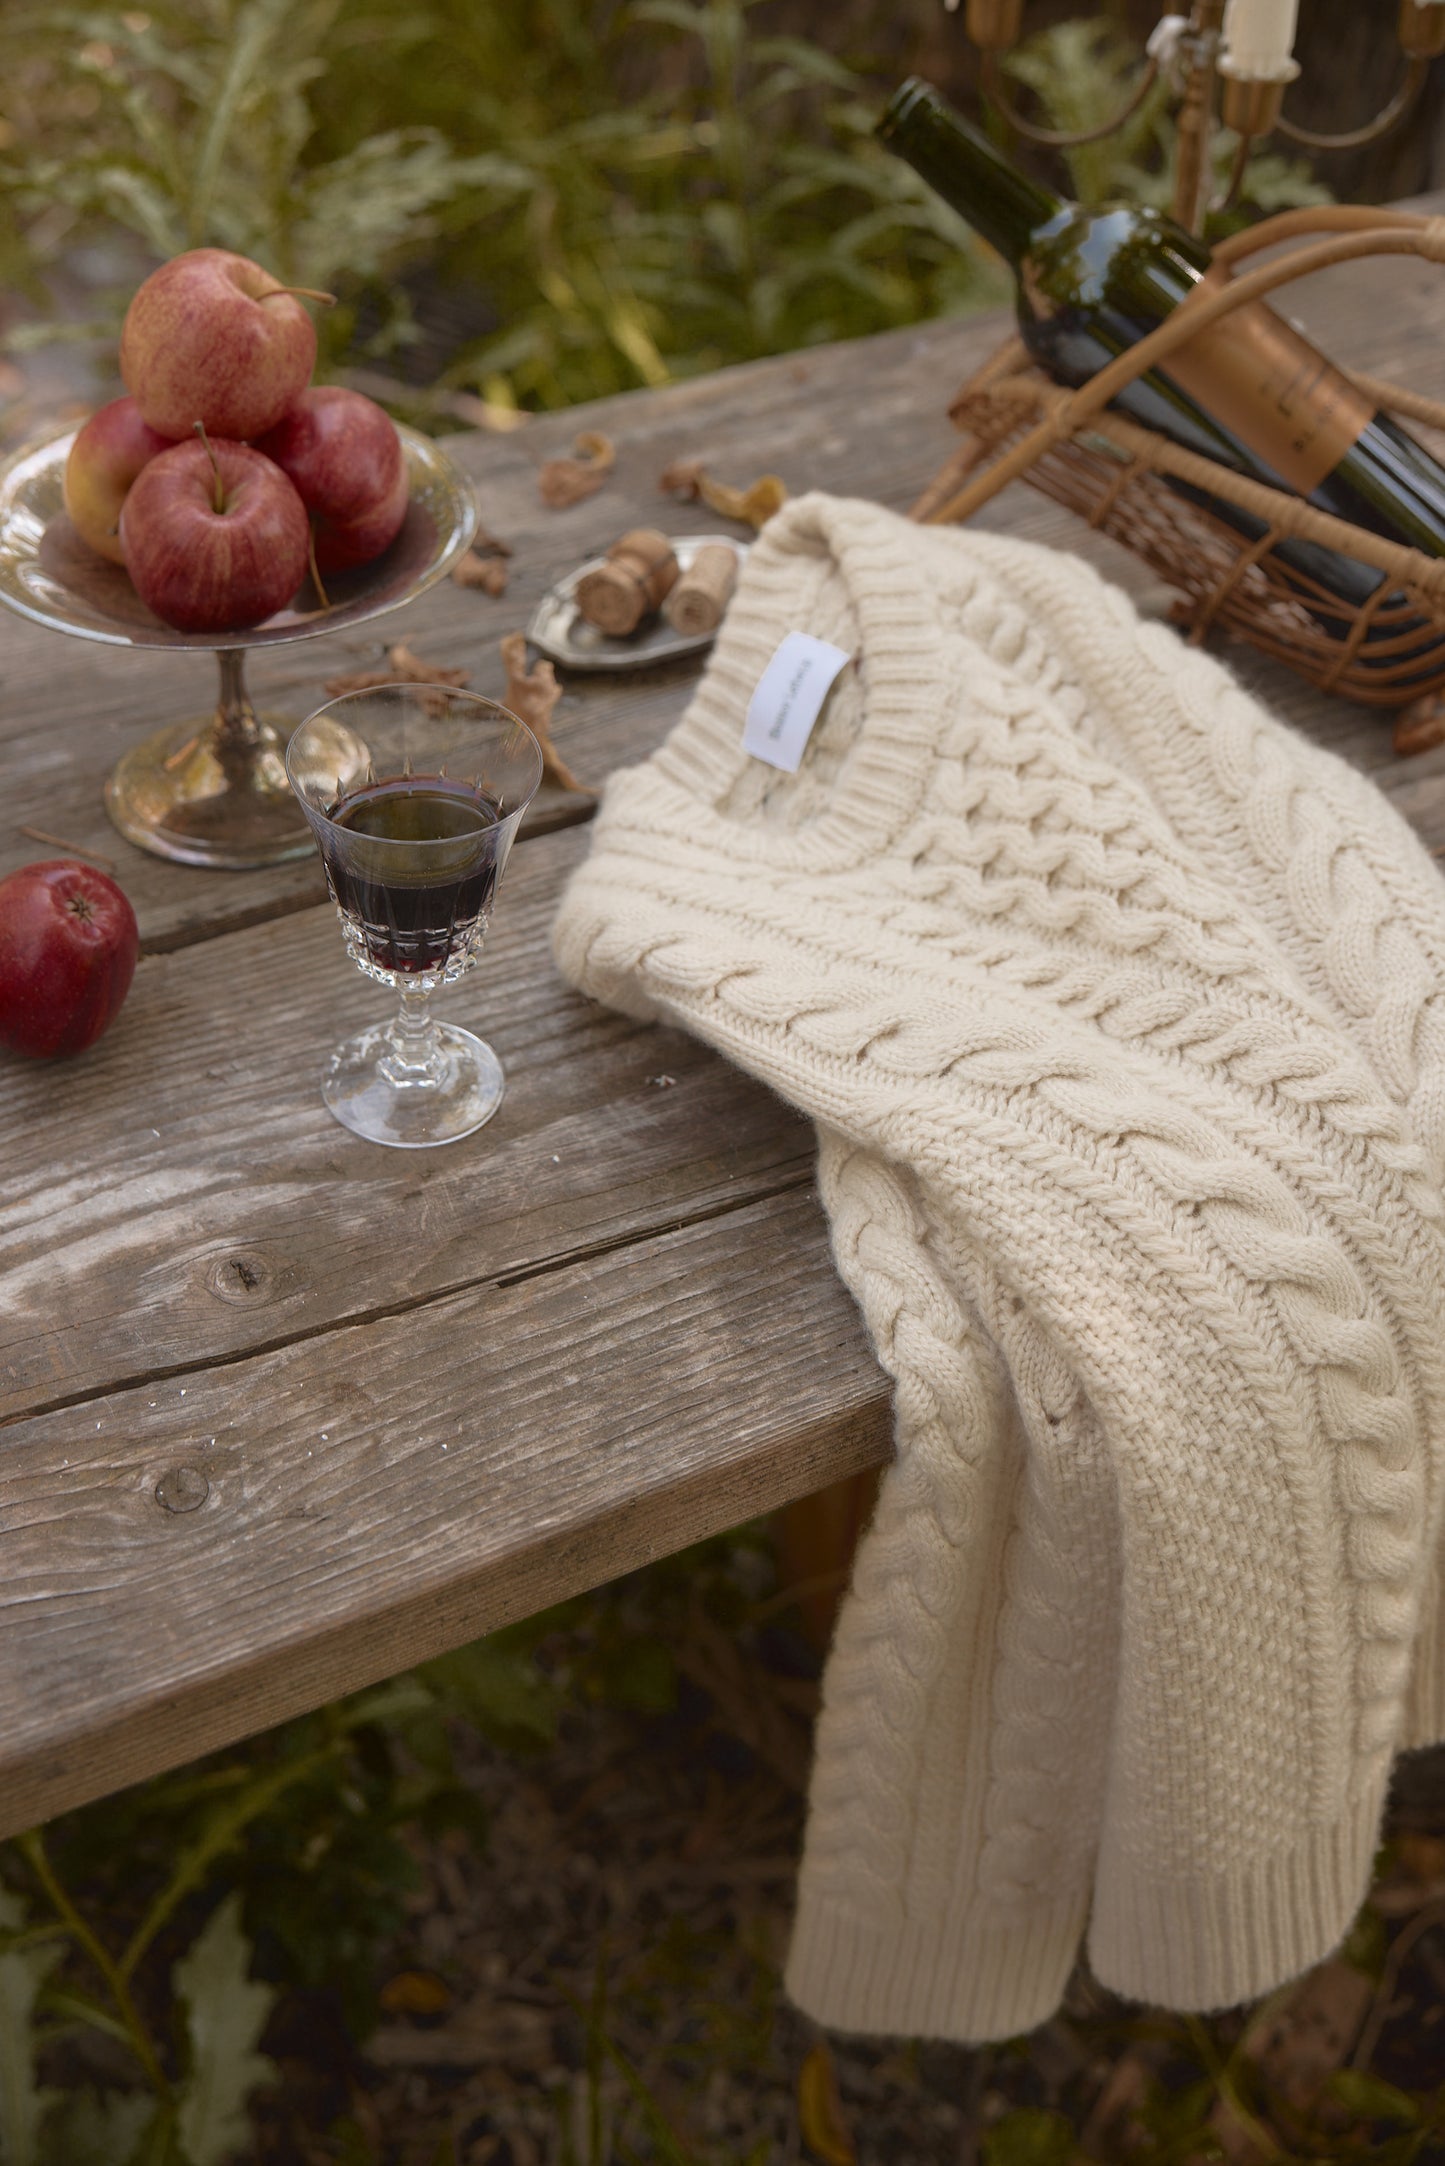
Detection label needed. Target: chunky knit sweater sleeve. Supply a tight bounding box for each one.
[550,493,1445,2040]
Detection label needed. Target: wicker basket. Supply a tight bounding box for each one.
[911,205,1445,710]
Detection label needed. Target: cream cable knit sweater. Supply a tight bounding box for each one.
[550,493,1445,2041]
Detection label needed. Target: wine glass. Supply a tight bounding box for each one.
[286,684,543,1148]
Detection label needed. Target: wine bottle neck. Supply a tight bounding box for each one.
[877,78,1064,268]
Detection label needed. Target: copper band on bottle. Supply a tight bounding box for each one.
[1162,272,1374,495]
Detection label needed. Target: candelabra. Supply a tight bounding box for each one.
[960,0,1445,233]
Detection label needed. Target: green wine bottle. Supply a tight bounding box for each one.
[878,78,1445,640]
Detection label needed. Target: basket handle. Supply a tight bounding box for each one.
[1211,201,1437,267]
[927,217,1445,528]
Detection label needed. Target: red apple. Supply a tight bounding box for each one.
[119,248,319,442]
[63,397,172,566]
[0,861,139,1059]
[255,388,409,572]
[120,438,310,633]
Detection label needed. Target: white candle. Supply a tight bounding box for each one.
[1220,0,1300,77]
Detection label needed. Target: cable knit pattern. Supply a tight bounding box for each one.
[550,494,1445,2039]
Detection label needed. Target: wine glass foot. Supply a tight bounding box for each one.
[105,711,315,869]
[322,1020,505,1148]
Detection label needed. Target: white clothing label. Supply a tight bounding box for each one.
[742,632,851,773]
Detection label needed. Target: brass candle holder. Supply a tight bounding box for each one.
[959,0,1443,235]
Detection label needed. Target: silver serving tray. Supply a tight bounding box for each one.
[527,533,747,671]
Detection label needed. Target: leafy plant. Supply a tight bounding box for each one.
[310,0,1004,411]
[0,0,1006,410]
[1002,17,1331,230]
[0,0,528,368]
[0,1611,572,2164]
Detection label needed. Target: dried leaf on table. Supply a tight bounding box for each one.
[500,631,594,796]
[658,457,787,530]
[323,642,471,697]
[452,550,510,596]
[538,430,616,509]
[798,2042,856,2166]
[1394,692,1445,756]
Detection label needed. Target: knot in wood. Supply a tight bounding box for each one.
[206,1251,275,1305]
[155,1466,210,1514]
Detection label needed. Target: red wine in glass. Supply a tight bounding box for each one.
[324,773,502,978]
[286,683,543,1148]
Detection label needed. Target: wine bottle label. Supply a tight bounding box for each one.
[1165,275,1373,495]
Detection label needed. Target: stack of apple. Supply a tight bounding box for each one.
[64,248,409,634]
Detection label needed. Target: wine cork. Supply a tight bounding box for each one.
[664,542,737,637]
[574,528,679,636]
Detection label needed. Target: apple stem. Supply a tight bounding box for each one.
[307,523,330,611]
[261,285,337,308]
[193,420,225,514]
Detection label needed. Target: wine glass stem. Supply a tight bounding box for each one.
[392,983,441,1071]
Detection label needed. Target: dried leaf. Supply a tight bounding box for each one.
[798,2042,855,2166]
[1394,695,1445,756]
[379,1969,452,2018]
[659,457,787,530]
[500,631,593,795]
[324,642,471,697]
[452,550,510,596]
[538,430,616,509]
[657,457,705,497]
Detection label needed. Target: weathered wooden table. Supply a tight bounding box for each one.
[6,237,1445,1842]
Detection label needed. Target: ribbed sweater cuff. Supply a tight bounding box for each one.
[1404,1570,1445,1751]
[785,1894,1087,2044]
[1088,1787,1387,2013]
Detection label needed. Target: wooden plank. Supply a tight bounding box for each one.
[0,1185,891,1837]
[0,823,815,1420]
[7,210,1445,1837]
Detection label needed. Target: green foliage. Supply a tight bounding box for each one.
[0,1892,62,2166]
[981,2107,1076,2166]
[8,1536,1445,2160]
[309,0,1002,409]
[173,1898,277,2166]
[0,0,527,365]
[1328,2069,1424,2127]
[1002,17,1331,230]
[0,1606,576,2162]
[40,2087,155,2166]
[414,1615,569,1752]
[0,0,1004,405]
